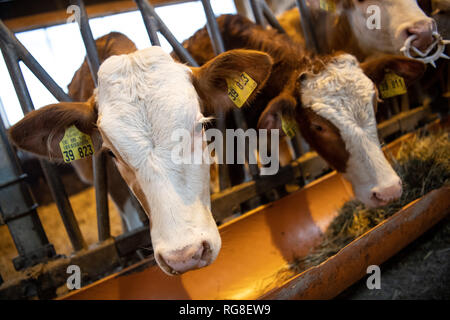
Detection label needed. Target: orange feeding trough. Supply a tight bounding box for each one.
[62,122,450,300]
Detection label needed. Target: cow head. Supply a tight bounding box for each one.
[336,0,436,54]
[258,53,425,208]
[9,46,273,275]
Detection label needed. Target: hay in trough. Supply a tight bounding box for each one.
[288,130,450,277]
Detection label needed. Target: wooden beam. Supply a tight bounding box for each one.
[4,0,195,33]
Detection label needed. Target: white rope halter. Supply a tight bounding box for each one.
[400,32,450,68]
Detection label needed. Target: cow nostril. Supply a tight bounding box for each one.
[201,241,213,262]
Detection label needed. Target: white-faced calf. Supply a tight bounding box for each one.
[9,46,274,275]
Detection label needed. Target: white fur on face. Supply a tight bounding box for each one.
[96,46,220,274]
[301,54,401,207]
[346,0,434,54]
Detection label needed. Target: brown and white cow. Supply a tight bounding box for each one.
[179,14,426,207]
[9,43,274,275]
[278,0,437,61]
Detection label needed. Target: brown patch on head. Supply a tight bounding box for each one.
[68,32,137,102]
[296,108,349,173]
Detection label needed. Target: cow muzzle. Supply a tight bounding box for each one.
[370,177,403,207]
[156,240,218,275]
[403,18,436,51]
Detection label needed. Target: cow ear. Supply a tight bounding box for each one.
[257,94,297,136]
[360,55,426,86]
[9,97,100,160]
[191,49,273,113]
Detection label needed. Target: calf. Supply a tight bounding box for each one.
[9,44,274,275]
[179,14,426,207]
[278,0,437,61]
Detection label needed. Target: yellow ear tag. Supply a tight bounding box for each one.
[379,71,407,99]
[59,125,95,163]
[281,116,298,139]
[227,72,258,108]
[320,0,336,12]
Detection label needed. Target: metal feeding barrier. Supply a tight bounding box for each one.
[0,0,439,299]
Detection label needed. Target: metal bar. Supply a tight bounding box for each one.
[134,0,199,67]
[73,0,111,241]
[295,0,320,53]
[199,0,230,189]
[200,0,225,54]
[0,111,57,270]
[94,152,110,241]
[0,20,71,102]
[249,0,266,27]
[40,160,87,251]
[261,1,286,33]
[135,0,161,46]
[199,0,233,189]
[73,0,100,84]
[0,34,86,252]
[201,0,260,183]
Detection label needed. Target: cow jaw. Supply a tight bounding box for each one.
[300,54,402,207]
[96,46,221,275]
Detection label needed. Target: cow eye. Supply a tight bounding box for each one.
[107,150,116,158]
[312,124,324,132]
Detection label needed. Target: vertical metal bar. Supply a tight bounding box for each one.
[40,160,87,250]
[0,96,10,128]
[201,0,226,54]
[234,0,255,20]
[261,1,286,33]
[0,112,57,270]
[135,0,161,46]
[249,0,266,27]
[73,0,111,241]
[202,0,260,183]
[199,0,232,188]
[0,38,87,252]
[295,0,320,53]
[134,0,199,67]
[73,0,100,84]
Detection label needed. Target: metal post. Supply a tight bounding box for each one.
[0,35,87,252]
[73,0,100,85]
[134,0,161,46]
[72,0,111,241]
[0,112,56,270]
[249,0,266,27]
[0,20,71,102]
[295,0,320,53]
[199,0,231,189]
[134,0,199,67]
[260,1,286,33]
[201,0,226,54]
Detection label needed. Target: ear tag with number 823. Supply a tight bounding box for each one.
[59,125,95,163]
[227,72,258,108]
